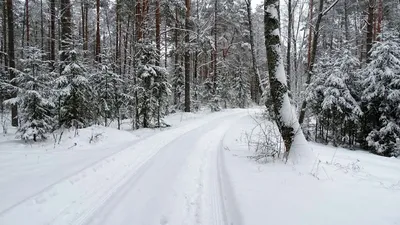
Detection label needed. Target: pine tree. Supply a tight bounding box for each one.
[361,31,400,157]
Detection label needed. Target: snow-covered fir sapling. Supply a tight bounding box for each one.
[4,47,55,141]
[135,40,171,128]
[56,48,94,131]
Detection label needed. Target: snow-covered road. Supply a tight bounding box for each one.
[0,110,247,225]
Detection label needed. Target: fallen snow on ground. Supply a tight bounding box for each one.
[1,109,399,225]
[0,109,249,225]
[222,112,400,225]
[0,109,219,215]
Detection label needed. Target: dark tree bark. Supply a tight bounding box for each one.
[1,1,7,119]
[366,0,375,62]
[376,0,382,39]
[173,8,179,105]
[25,0,30,45]
[299,0,323,124]
[156,0,161,66]
[298,0,340,124]
[184,0,191,112]
[60,0,72,68]
[135,0,142,41]
[286,0,292,91]
[116,0,121,74]
[264,0,301,160]
[50,0,56,65]
[213,0,218,93]
[245,0,262,104]
[2,1,7,71]
[306,0,313,68]
[344,0,349,41]
[6,0,18,126]
[40,0,44,51]
[95,0,101,62]
[193,0,200,103]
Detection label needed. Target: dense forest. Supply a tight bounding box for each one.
[0,0,399,157]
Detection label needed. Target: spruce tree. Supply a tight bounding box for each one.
[136,40,171,128]
[5,47,54,141]
[56,49,94,129]
[361,31,400,157]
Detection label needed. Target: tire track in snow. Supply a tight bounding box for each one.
[0,111,242,225]
[0,137,144,213]
[203,119,243,225]
[155,115,244,225]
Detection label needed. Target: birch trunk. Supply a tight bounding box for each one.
[264,0,302,159]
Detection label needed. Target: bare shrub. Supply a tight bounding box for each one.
[246,113,284,163]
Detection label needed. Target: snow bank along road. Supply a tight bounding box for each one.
[0,110,248,225]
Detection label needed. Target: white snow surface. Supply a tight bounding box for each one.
[0,109,399,225]
[223,113,400,225]
[0,109,247,225]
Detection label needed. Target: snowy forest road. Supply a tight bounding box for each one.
[0,110,247,225]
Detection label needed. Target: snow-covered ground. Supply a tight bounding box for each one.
[223,113,400,225]
[0,109,399,225]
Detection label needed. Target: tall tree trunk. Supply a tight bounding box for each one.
[307,0,313,68]
[184,0,191,112]
[264,0,301,160]
[193,0,200,103]
[156,0,161,66]
[299,0,324,124]
[286,0,292,91]
[173,8,179,105]
[1,1,7,121]
[366,0,375,62]
[85,3,89,54]
[2,1,7,72]
[40,0,44,51]
[25,0,30,46]
[60,0,72,70]
[164,18,168,68]
[50,0,56,65]
[123,17,131,75]
[6,0,17,126]
[135,0,142,40]
[213,0,218,93]
[344,0,349,41]
[245,0,263,104]
[80,0,85,51]
[95,0,101,62]
[116,0,120,73]
[376,0,382,40]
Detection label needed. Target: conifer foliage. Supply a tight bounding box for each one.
[361,31,400,157]
[308,49,362,146]
[5,47,54,141]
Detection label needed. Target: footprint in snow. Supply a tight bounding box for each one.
[160,215,168,225]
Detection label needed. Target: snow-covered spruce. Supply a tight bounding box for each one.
[4,47,55,141]
[90,55,133,129]
[307,49,362,146]
[135,40,171,128]
[361,31,400,157]
[56,48,94,129]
